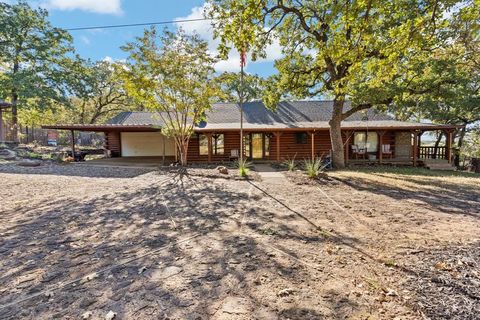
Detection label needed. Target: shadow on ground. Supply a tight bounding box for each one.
[0,171,366,319]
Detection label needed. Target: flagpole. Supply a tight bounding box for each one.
[240,55,244,164]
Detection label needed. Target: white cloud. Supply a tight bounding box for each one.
[103,56,126,64]
[176,4,282,73]
[79,35,90,45]
[43,0,123,15]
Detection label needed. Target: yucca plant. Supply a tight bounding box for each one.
[303,157,325,179]
[234,158,251,177]
[283,154,297,171]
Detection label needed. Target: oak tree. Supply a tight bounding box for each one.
[207,0,464,168]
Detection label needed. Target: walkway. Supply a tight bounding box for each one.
[253,163,285,184]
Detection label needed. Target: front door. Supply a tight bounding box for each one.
[251,133,264,159]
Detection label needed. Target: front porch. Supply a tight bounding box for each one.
[343,129,456,167]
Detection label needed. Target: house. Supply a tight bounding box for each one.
[42,100,461,166]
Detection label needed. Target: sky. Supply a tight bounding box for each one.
[15,0,278,77]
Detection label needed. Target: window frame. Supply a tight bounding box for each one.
[212,133,224,155]
[198,134,209,155]
[295,132,308,144]
[353,131,378,152]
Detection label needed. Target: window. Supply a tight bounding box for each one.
[199,134,208,155]
[198,133,225,155]
[295,132,308,144]
[213,134,224,155]
[354,132,378,152]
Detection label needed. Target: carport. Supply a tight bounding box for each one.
[41,124,175,163]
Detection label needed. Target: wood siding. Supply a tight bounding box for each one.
[104,129,404,163]
[187,132,241,163]
[265,131,332,161]
[105,131,121,157]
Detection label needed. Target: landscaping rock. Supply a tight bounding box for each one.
[105,310,116,320]
[81,311,93,319]
[0,149,16,160]
[216,166,228,174]
[17,159,41,167]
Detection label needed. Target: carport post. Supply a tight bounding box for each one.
[162,134,166,165]
[70,129,75,159]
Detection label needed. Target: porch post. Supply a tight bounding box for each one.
[274,131,281,162]
[418,131,423,159]
[445,130,453,163]
[412,130,418,167]
[207,132,212,162]
[343,131,351,165]
[70,129,75,159]
[310,131,315,160]
[378,131,385,164]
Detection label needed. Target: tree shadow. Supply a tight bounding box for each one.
[0,162,155,178]
[330,172,480,219]
[0,170,370,319]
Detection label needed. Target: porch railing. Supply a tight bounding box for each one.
[418,146,447,159]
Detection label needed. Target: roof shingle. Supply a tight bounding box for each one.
[107,100,400,129]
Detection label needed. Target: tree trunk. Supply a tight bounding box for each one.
[329,97,346,169]
[11,91,18,143]
[433,131,443,159]
[457,125,467,149]
[178,138,190,166]
[11,61,19,143]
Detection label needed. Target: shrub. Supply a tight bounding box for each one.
[283,154,297,171]
[303,157,325,179]
[234,158,251,177]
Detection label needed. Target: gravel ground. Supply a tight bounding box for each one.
[0,162,479,319]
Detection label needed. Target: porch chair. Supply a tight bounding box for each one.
[230,149,239,161]
[381,144,393,159]
[352,145,367,159]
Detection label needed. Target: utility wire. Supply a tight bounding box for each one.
[65,17,211,31]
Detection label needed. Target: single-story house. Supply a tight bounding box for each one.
[42,100,461,166]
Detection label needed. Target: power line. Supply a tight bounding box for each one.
[65,17,211,31]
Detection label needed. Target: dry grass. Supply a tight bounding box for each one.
[330,167,480,195]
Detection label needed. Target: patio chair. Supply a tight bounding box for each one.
[381,144,393,159]
[230,149,239,161]
[352,145,367,159]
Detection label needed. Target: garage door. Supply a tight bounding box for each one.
[121,132,175,157]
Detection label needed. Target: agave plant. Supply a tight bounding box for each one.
[303,157,326,179]
[283,154,297,171]
[234,158,251,177]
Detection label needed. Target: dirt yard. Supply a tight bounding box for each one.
[0,162,478,320]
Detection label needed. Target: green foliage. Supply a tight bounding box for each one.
[388,4,480,148]
[65,59,132,124]
[214,71,265,102]
[0,1,74,136]
[303,158,325,179]
[234,158,251,177]
[207,0,469,168]
[462,128,480,158]
[283,154,297,171]
[121,27,221,165]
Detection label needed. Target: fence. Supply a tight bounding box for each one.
[418,146,447,159]
[1,121,104,147]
